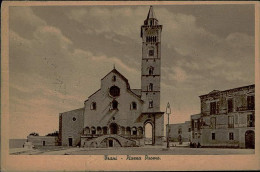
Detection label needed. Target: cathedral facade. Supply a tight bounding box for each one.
[59,6,165,147]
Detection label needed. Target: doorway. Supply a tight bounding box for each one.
[144,122,153,145]
[68,138,73,146]
[43,141,45,146]
[109,140,113,147]
[110,123,118,134]
[245,130,255,149]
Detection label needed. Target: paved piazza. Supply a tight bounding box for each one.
[10,146,254,155]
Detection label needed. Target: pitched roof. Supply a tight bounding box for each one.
[101,68,130,89]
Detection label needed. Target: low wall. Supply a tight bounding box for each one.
[27,136,58,146]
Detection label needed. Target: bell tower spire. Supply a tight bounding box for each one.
[140,6,162,113]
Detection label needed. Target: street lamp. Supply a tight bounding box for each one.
[166,102,171,148]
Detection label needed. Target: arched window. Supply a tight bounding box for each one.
[97,126,102,135]
[132,127,137,135]
[126,127,131,136]
[131,102,137,110]
[149,100,153,108]
[111,100,118,110]
[90,102,96,110]
[148,83,153,91]
[102,127,108,135]
[84,127,90,135]
[148,67,154,75]
[138,127,143,136]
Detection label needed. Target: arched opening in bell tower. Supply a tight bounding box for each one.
[144,122,154,145]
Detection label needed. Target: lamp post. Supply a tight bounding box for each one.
[166,102,171,148]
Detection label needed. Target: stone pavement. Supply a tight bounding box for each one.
[9,146,255,155]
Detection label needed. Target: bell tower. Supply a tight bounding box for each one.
[141,6,162,113]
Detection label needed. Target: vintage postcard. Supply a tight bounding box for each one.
[1,1,260,171]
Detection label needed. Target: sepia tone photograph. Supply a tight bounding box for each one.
[1,1,259,171]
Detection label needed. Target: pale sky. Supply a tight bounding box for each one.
[9,5,255,139]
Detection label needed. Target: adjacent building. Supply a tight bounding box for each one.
[167,121,191,143]
[191,84,255,148]
[59,6,165,147]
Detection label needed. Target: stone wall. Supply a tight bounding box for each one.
[60,108,84,146]
[27,136,58,146]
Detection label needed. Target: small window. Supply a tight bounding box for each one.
[247,96,254,110]
[72,117,76,121]
[228,99,233,113]
[229,132,234,140]
[112,75,116,82]
[149,100,153,108]
[178,128,182,134]
[210,102,217,115]
[90,102,96,110]
[188,128,191,132]
[212,133,215,140]
[149,50,154,56]
[228,116,234,128]
[210,117,216,129]
[132,102,137,110]
[194,121,198,128]
[148,67,154,75]
[148,83,153,91]
[247,113,255,127]
[112,117,115,120]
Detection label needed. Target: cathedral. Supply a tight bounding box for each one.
[58,6,165,147]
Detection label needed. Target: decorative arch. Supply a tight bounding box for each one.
[102,126,108,135]
[84,127,90,135]
[132,127,137,136]
[91,126,96,135]
[137,127,143,136]
[126,127,131,136]
[144,120,154,145]
[97,126,102,135]
[121,126,125,135]
[100,137,122,148]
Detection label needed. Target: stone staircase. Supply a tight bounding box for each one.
[82,134,138,148]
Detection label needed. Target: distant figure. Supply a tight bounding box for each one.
[197,142,201,148]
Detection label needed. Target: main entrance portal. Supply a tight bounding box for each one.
[110,123,118,134]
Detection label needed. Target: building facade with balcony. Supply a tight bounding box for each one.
[191,84,255,148]
[58,6,164,147]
